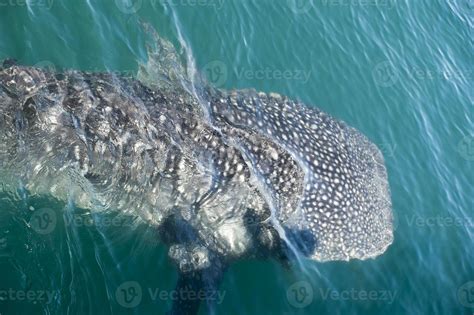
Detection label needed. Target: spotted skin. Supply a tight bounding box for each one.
[0,62,393,263]
[0,61,394,315]
[208,89,393,261]
[0,64,266,260]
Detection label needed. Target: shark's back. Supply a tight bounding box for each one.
[0,60,393,264]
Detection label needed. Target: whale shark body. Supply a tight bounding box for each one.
[0,49,393,314]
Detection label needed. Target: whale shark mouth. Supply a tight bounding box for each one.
[0,31,393,265]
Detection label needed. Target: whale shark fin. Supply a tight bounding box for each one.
[167,248,227,315]
[159,215,227,315]
[137,24,190,94]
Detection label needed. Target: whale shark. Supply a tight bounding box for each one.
[0,38,393,314]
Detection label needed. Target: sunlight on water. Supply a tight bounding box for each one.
[0,1,473,315]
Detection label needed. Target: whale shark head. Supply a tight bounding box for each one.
[205,88,394,262]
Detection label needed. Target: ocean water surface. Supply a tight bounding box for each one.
[0,0,473,314]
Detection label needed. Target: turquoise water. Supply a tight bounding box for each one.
[0,1,473,314]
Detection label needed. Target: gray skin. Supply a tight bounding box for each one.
[0,59,393,314]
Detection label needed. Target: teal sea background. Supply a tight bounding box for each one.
[0,0,473,314]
